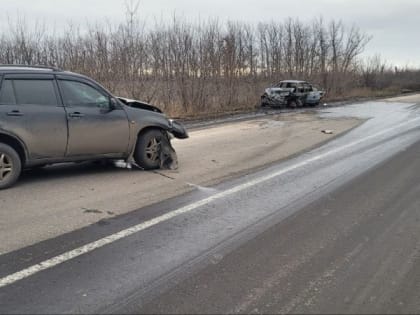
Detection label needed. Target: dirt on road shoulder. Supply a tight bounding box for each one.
[383,93,420,103]
[172,112,361,188]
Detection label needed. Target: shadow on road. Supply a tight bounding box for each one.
[18,162,130,185]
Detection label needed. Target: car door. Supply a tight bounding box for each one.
[0,74,67,159]
[57,78,130,156]
[295,83,307,105]
[306,84,321,104]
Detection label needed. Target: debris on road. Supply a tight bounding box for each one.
[322,129,334,134]
[114,160,133,169]
[82,208,103,214]
[160,135,179,170]
[114,135,178,171]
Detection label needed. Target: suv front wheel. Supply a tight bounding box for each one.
[134,129,164,170]
[0,143,22,189]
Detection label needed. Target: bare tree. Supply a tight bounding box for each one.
[3,8,410,117]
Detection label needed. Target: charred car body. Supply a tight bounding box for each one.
[261,80,325,108]
[0,65,188,189]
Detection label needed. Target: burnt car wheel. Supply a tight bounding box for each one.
[134,129,164,170]
[261,94,269,107]
[0,143,22,189]
[288,100,297,108]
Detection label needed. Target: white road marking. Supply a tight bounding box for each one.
[1,115,420,289]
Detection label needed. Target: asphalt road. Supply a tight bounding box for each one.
[138,136,420,314]
[1,97,420,314]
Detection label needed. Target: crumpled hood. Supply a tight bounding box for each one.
[117,97,163,113]
[120,97,189,140]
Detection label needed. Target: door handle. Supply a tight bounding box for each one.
[7,110,24,117]
[69,112,85,118]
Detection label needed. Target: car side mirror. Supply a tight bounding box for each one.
[109,98,118,110]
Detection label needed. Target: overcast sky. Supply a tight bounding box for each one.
[1,0,419,67]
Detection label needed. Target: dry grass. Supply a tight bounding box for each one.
[324,86,405,103]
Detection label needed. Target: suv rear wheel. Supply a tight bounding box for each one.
[0,143,22,189]
[134,129,164,170]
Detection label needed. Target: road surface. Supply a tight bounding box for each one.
[1,95,420,314]
[0,110,359,254]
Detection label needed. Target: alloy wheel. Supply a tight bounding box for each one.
[145,138,161,162]
[0,152,13,181]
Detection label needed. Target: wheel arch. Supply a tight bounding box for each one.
[0,132,27,166]
[137,125,168,142]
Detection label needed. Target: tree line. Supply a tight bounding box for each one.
[0,12,418,117]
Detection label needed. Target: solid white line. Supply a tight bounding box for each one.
[1,115,420,289]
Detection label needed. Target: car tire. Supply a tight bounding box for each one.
[288,100,297,108]
[0,143,22,189]
[261,95,268,107]
[134,129,164,170]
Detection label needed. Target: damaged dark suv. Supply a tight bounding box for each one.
[0,65,188,189]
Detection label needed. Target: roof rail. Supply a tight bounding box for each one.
[0,64,62,72]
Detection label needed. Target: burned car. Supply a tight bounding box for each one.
[0,65,188,189]
[261,80,325,108]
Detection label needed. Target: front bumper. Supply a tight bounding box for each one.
[169,119,189,139]
[263,95,288,106]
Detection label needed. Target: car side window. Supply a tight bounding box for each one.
[13,79,58,106]
[59,80,110,109]
[288,83,297,92]
[0,80,16,105]
[304,84,313,92]
[297,84,304,93]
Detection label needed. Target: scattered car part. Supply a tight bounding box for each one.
[133,128,178,170]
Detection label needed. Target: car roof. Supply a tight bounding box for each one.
[0,65,62,73]
[0,65,112,95]
[0,65,94,80]
[0,65,86,77]
[279,80,308,84]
